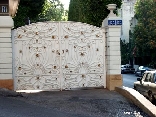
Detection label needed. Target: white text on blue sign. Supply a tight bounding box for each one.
[108,20,122,25]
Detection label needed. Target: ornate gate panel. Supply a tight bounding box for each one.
[60,22,105,89]
[13,22,61,90]
[13,22,105,91]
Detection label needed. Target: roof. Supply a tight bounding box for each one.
[144,70,156,74]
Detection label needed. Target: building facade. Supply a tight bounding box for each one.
[118,0,137,43]
[0,0,19,90]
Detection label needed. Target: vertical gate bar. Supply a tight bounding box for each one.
[59,22,63,91]
[11,29,16,91]
[103,28,106,88]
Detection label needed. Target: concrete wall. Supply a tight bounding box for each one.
[102,4,122,90]
[0,16,13,89]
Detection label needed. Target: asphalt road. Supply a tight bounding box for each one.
[0,89,149,117]
[0,96,86,117]
[0,74,150,117]
[122,73,138,88]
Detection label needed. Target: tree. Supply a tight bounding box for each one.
[13,0,45,28]
[38,0,67,22]
[68,0,122,27]
[132,0,156,66]
[120,40,130,65]
[13,0,67,28]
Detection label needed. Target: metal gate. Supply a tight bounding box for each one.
[12,21,106,91]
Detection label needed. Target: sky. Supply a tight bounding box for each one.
[60,0,70,9]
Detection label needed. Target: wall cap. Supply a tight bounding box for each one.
[0,16,13,28]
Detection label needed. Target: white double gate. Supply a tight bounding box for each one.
[12,21,106,91]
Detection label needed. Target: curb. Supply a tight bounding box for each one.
[115,86,156,117]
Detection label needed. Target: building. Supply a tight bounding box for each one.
[118,0,137,43]
[0,0,9,16]
[130,17,138,33]
[0,0,19,90]
[0,0,19,17]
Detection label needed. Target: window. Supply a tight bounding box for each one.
[144,73,152,82]
[142,73,147,81]
[153,73,156,83]
[2,6,7,13]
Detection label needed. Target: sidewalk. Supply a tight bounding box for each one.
[116,86,156,117]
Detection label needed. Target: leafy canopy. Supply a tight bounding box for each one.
[13,0,45,28]
[38,0,68,22]
[68,0,122,27]
[133,0,156,64]
[13,0,67,28]
[120,40,130,65]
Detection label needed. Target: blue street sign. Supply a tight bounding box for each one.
[108,20,115,25]
[116,20,122,25]
[108,20,122,25]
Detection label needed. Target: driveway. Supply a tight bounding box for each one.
[6,88,149,117]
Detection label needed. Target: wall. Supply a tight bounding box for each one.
[102,4,123,90]
[0,16,13,89]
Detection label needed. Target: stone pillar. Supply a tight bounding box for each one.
[102,4,122,90]
[0,16,14,90]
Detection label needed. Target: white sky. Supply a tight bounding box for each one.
[60,0,70,9]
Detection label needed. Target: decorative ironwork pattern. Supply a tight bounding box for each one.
[13,21,105,91]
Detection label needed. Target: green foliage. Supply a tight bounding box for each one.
[38,0,67,21]
[133,0,156,63]
[120,31,135,65]
[68,0,122,27]
[13,0,45,28]
[120,40,130,65]
[13,0,67,28]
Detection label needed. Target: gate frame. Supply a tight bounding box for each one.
[12,21,106,91]
[102,4,122,90]
[0,4,122,90]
